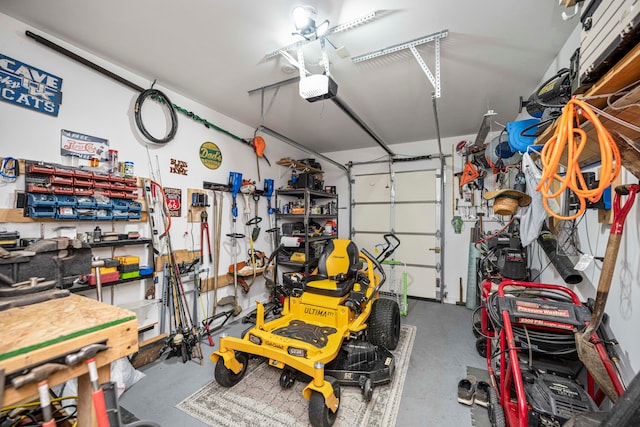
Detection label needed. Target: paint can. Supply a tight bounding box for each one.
[124,161,134,177]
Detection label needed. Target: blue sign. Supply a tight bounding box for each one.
[0,53,63,116]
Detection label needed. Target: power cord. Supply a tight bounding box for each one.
[537,99,621,221]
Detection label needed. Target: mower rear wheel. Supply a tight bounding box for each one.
[368,298,401,350]
[309,376,340,427]
[214,351,248,387]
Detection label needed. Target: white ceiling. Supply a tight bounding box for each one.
[0,1,578,155]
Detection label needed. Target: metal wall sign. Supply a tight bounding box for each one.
[164,187,182,217]
[60,129,109,160]
[199,141,223,170]
[0,53,63,116]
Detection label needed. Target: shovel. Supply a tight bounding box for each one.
[575,184,640,402]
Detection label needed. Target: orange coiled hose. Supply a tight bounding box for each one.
[536,99,621,221]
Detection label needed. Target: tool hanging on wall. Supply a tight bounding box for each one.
[142,178,171,255]
[240,179,257,249]
[212,191,223,315]
[263,179,278,253]
[253,134,267,181]
[220,172,244,316]
[200,210,212,264]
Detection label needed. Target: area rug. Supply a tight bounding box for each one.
[177,324,416,427]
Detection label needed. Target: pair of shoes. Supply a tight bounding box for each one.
[457,375,477,406]
[474,380,490,408]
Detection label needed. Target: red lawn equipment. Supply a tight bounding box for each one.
[481,280,625,427]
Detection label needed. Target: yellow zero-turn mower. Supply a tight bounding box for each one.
[211,234,401,427]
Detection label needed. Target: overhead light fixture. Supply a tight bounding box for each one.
[291,5,329,40]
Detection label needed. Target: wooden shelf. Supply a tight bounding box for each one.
[89,238,152,248]
[0,208,147,223]
[69,273,154,294]
[276,158,323,175]
[535,42,640,174]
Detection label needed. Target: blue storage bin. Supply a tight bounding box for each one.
[128,200,142,211]
[56,206,77,220]
[55,195,77,207]
[28,206,56,218]
[128,211,141,220]
[94,194,113,209]
[76,196,97,209]
[96,209,113,220]
[113,210,129,220]
[111,199,129,212]
[77,209,97,220]
[28,194,56,207]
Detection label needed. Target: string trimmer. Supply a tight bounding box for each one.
[263,178,277,253]
[219,171,244,316]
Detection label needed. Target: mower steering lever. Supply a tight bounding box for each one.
[362,248,386,304]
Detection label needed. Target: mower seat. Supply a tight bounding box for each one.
[304,239,361,297]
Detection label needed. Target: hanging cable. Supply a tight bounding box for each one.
[536,98,621,221]
[134,88,178,144]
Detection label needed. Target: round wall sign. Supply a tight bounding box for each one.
[199,142,222,169]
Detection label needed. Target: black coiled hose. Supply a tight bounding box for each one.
[487,289,578,356]
[134,88,178,144]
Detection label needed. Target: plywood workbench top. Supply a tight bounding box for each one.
[0,293,139,425]
[0,293,135,359]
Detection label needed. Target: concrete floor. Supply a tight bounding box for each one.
[119,299,487,426]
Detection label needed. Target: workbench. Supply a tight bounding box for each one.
[0,293,138,426]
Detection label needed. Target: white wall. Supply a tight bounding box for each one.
[0,13,347,338]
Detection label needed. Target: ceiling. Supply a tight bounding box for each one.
[0,1,578,155]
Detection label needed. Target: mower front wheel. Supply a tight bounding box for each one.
[279,369,296,389]
[214,351,248,387]
[309,376,341,427]
[360,377,373,402]
[368,298,401,350]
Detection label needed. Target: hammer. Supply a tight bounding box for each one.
[12,363,67,427]
[65,344,111,427]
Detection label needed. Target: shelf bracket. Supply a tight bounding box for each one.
[351,29,448,98]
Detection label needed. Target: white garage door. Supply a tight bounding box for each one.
[352,169,441,300]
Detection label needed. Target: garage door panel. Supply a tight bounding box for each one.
[405,266,437,299]
[394,170,436,201]
[354,205,389,232]
[393,234,438,265]
[352,233,388,257]
[395,204,437,233]
[354,174,389,203]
